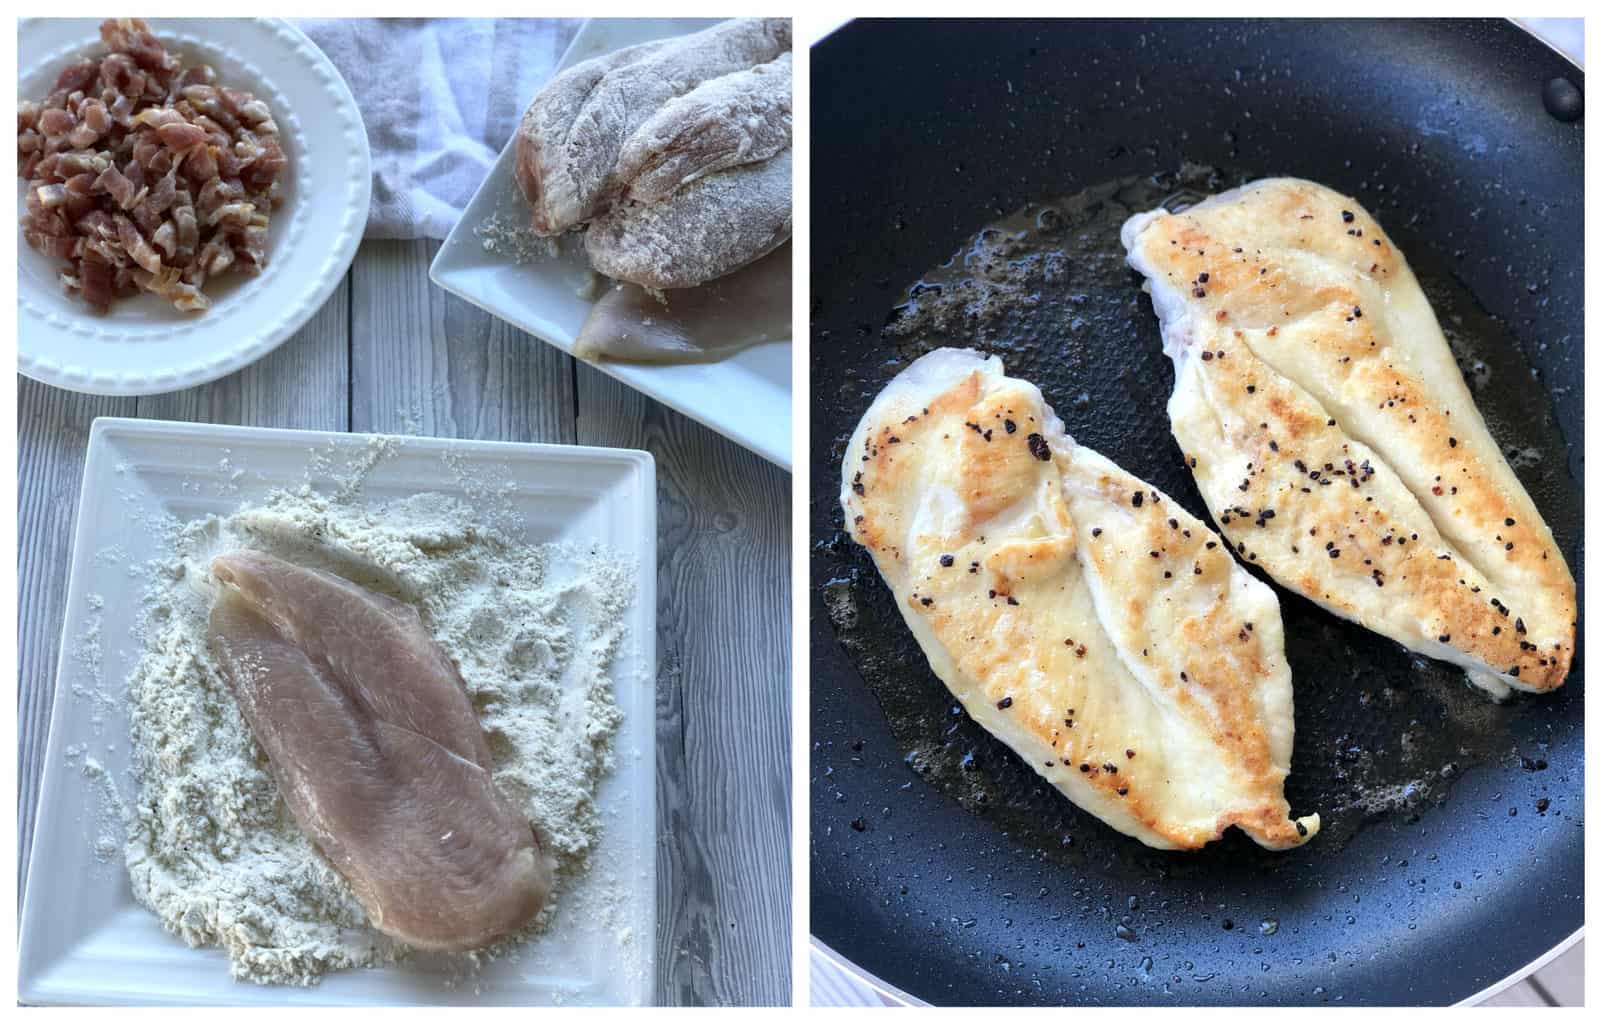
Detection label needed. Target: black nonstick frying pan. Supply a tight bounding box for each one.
[810,19,1583,1006]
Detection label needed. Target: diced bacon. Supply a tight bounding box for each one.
[242,134,286,191]
[114,213,163,274]
[238,101,276,134]
[196,176,241,219]
[175,65,216,90]
[21,19,286,313]
[130,135,163,170]
[214,145,244,178]
[63,174,98,220]
[55,58,99,94]
[133,267,209,311]
[75,209,114,239]
[209,201,256,229]
[152,220,177,259]
[182,85,241,133]
[81,99,111,135]
[172,195,199,261]
[24,230,79,261]
[100,52,143,96]
[107,92,137,126]
[101,19,179,75]
[192,116,232,147]
[93,164,140,209]
[53,151,102,177]
[67,122,100,149]
[78,258,116,311]
[39,107,75,138]
[83,238,128,267]
[183,144,218,184]
[197,237,234,278]
[143,165,180,216]
[33,208,73,237]
[131,196,162,236]
[156,121,208,151]
[132,107,184,130]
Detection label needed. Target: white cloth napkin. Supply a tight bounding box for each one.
[295,18,581,239]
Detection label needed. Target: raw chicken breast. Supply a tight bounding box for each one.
[207,550,552,951]
[1122,178,1575,697]
[573,241,790,362]
[842,348,1318,851]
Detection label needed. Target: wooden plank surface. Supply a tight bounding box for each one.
[576,361,793,1007]
[349,240,575,443]
[16,239,791,1005]
[1480,941,1584,1008]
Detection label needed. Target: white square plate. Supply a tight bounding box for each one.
[18,419,658,1005]
[429,17,792,471]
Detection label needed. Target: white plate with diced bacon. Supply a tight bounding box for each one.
[16,18,370,396]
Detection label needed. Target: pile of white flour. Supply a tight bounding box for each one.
[118,483,635,986]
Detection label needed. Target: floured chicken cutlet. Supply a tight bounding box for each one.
[842,348,1319,851]
[17,18,287,312]
[514,18,793,363]
[1122,178,1575,698]
[208,550,553,952]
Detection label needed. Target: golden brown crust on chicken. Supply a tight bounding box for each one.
[842,349,1318,851]
[1124,178,1575,695]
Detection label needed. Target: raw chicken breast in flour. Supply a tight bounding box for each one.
[1122,178,1575,698]
[207,550,552,951]
[841,348,1318,851]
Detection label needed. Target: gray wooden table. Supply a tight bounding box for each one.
[16,239,792,1006]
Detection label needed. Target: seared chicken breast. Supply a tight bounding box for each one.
[841,348,1318,851]
[1122,178,1575,698]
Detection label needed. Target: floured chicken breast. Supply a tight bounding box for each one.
[613,52,792,207]
[1122,178,1575,698]
[515,17,790,236]
[841,348,1318,851]
[208,551,553,951]
[585,147,791,291]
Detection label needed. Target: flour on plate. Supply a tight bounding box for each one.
[117,482,635,986]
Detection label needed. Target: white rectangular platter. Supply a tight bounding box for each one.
[18,418,658,1005]
[430,17,792,471]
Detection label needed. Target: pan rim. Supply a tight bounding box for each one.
[811,927,1586,1007]
[1509,16,1585,72]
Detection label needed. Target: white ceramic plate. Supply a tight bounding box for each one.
[430,18,792,470]
[16,19,371,396]
[18,419,657,1006]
